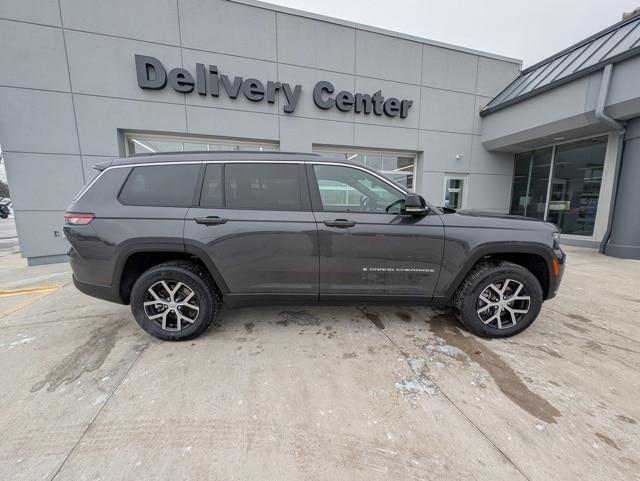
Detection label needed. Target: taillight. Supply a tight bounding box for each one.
[64,212,95,225]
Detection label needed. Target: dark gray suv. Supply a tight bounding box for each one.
[64,152,565,341]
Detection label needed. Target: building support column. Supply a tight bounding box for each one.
[604,117,640,259]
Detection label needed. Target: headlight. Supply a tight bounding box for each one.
[552,231,561,249]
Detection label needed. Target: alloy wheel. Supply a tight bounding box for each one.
[143,280,200,331]
[476,279,531,329]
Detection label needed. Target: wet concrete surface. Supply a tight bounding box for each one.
[0,246,638,480]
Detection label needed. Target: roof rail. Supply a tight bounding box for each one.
[129,150,320,157]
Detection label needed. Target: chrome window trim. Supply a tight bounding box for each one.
[74,159,409,203]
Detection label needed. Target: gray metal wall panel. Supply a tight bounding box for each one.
[469,137,513,176]
[477,57,520,98]
[65,30,184,102]
[0,0,61,26]
[0,20,69,91]
[421,44,478,94]
[276,13,355,74]
[4,153,84,210]
[353,123,418,151]
[279,115,354,152]
[60,0,180,45]
[355,30,422,85]
[73,95,188,156]
[186,105,279,141]
[418,130,472,173]
[0,87,79,154]
[13,211,69,258]
[466,173,512,212]
[178,0,277,61]
[419,88,476,134]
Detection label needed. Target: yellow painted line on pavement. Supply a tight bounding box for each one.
[0,284,63,298]
[0,285,62,319]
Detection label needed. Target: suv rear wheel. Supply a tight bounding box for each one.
[454,260,543,338]
[130,261,220,341]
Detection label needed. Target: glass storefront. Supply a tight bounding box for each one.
[509,136,607,236]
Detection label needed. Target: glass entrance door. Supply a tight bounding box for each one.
[509,136,607,236]
[546,138,606,235]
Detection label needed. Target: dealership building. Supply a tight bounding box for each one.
[2,0,640,264]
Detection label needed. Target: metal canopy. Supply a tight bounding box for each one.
[481,13,640,117]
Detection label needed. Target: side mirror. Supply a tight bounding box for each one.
[403,193,428,215]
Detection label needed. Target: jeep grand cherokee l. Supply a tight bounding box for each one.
[64,152,565,341]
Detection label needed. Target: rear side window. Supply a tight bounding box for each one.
[119,164,199,207]
[224,163,301,210]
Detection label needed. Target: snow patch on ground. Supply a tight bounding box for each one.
[8,334,35,348]
[395,378,437,395]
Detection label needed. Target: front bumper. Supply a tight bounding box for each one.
[546,248,566,299]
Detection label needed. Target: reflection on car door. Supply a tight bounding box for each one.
[307,163,444,299]
[184,162,319,299]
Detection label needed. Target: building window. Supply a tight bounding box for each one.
[509,136,607,236]
[443,176,465,209]
[125,133,278,156]
[313,147,416,190]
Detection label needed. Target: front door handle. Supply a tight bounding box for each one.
[194,216,228,225]
[324,219,356,228]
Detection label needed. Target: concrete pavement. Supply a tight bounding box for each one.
[0,217,19,258]
[0,246,638,481]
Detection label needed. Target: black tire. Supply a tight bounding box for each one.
[453,260,543,338]
[130,261,221,341]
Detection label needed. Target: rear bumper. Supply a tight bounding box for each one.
[72,275,125,304]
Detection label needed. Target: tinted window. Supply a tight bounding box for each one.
[119,164,199,207]
[313,165,404,213]
[200,164,223,208]
[225,163,301,210]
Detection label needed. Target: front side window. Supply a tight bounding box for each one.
[313,164,404,213]
[225,163,301,211]
[119,164,199,207]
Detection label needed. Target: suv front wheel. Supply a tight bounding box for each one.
[130,261,221,341]
[454,260,543,338]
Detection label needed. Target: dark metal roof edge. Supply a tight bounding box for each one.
[520,12,640,75]
[480,45,640,117]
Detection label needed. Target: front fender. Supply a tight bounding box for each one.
[436,240,556,302]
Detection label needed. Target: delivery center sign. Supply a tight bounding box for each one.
[135,55,413,119]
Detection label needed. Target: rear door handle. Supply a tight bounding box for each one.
[194,216,228,225]
[324,219,356,228]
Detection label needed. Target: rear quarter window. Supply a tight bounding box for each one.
[119,164,200,207]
